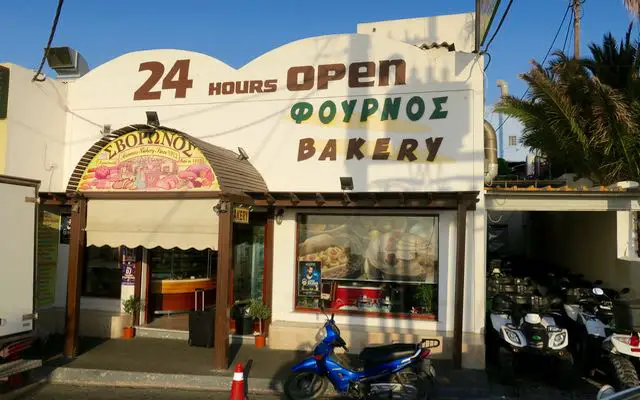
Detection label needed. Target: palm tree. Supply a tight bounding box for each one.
[495,25,640,185]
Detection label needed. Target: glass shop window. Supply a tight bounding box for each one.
[295,214,439,319]
[149,248,217,281]
[82,245,121,299]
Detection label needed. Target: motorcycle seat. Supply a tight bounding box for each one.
[359,343,418,365]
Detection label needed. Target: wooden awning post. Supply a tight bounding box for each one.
[452,197,468,369]
[64,198,87,359]
[214,200,234,370]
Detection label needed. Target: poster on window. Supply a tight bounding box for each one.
[121,248,136,286]
[60,213,71,244]
[297,261,321,298]
[298,215,438,284]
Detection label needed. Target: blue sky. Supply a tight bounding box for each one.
[1,1,635,109]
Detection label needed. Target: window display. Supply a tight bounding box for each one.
[83,245,121,298]
[296,214,438,318]
[150,248,216,280]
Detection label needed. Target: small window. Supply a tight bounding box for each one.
[82,245,121,298]
[508,136,517,146]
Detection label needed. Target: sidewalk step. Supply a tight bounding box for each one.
[135,328,255,345]
[43,366,495,398]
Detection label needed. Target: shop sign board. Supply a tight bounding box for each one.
[68,35,483,192]
[77,130,220,192]
[233,207,249,224]
[297,261,321,298]
[476,0,502,50]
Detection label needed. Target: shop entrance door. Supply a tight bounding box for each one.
[231,214,266,335]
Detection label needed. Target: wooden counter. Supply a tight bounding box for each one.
[150,278,216,313]
[151,278,215,294]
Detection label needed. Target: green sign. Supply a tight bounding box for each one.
[532,335,542,341]
[0,66,8,119]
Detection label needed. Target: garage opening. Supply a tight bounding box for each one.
[487,210,640,327]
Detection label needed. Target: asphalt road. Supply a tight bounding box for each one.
[2,383,278,400]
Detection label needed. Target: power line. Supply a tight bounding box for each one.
[482,0,515,52]
[32,0,65,82]
[492,3,572,135]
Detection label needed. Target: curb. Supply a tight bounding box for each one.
[45,367,283,394]
[42,367,494,398]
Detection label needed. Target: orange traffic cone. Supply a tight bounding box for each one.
[230,363,246,400]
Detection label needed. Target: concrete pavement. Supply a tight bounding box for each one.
[3,382,277,400]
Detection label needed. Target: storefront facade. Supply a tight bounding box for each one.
[3,14,488,369]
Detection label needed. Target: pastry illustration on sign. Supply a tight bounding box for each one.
[77,130,219,192]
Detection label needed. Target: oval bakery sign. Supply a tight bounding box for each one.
[77,130,219,192]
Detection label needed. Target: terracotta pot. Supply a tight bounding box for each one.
[254,334,266,348]
[122,326,135,339]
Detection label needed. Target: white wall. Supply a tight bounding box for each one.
[485,105,530,162]
[272,207,485,334]
[2,63,67,191]
[62,35,485,194]
[357,13,476,53]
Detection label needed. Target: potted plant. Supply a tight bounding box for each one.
[247,300,271,348]
[232,299,254,335]
[122,295,141,340]
[414,284,436,315]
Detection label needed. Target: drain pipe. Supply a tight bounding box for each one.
[484,120,499,184]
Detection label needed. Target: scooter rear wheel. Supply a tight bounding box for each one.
[391,370,431,400]
[283,372,327,400]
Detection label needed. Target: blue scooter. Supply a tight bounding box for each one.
[284,308,439,400]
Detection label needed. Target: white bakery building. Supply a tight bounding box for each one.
[1,13,494,369]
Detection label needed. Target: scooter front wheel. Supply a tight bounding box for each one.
[283,372,328,400]
[607,354,640,391]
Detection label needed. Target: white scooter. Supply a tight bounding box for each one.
[562,285,639,390]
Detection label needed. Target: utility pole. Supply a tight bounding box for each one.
[573,0,581,58]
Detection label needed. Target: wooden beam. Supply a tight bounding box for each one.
[370,192,378,206]
[64,198,87,359]
[289,192,300,205]
[263,213,274,337]
[251,198,476,210]
[452,199,468,369]
[315,193,325,206]
[342,192,352,205]
[264,192,276,205]
[214,202,233,370]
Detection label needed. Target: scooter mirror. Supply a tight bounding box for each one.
[331,313,335,321]
[621,288,631,294]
